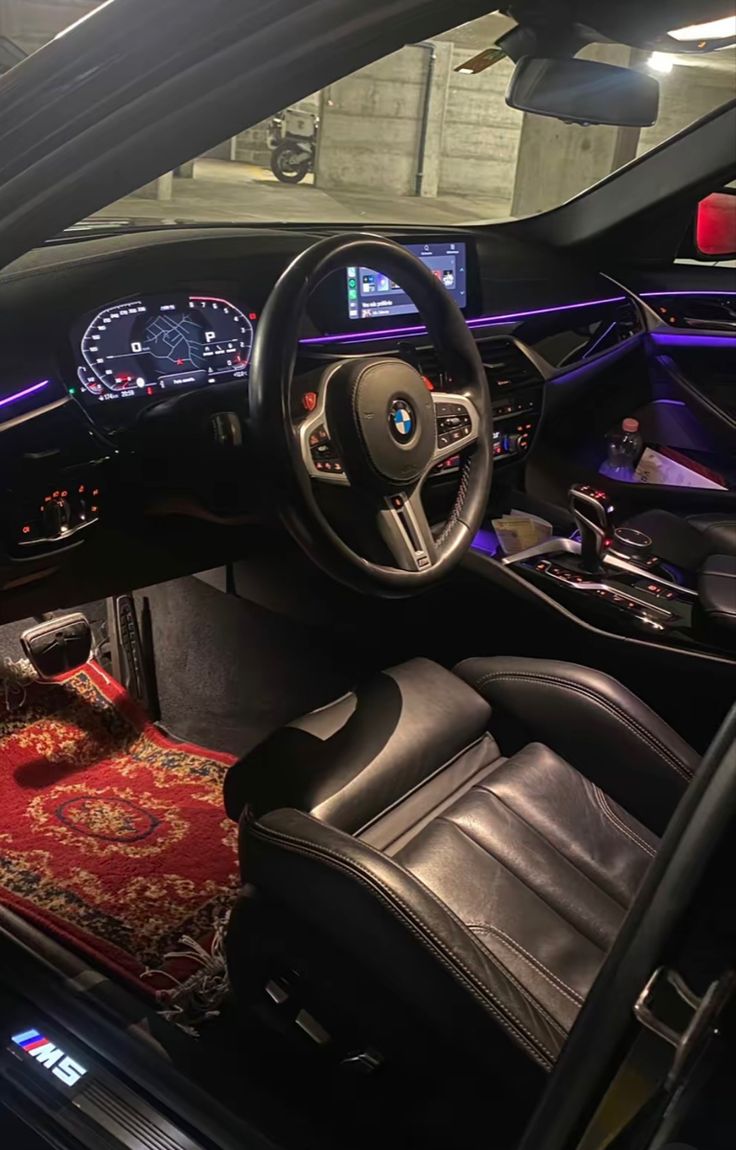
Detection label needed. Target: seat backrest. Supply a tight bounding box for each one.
[224,659,554,1088]
[223,657,492,837]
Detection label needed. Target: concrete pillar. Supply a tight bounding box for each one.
[174,160,196,178]
[133,173,174,201]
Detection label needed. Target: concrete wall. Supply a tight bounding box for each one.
[437,48,521,207]
[314,43,453,197]
[434,16,520,209]
[315,13,519,203]
[0,0,95,52]
[637,53,736,155]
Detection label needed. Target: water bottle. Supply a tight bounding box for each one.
[601,417,643,481]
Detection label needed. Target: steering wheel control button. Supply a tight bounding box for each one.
[307,423,344,475]
[388,398,416,443]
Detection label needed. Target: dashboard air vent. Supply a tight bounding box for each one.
[406,345,446,389]
[477,339,543,394]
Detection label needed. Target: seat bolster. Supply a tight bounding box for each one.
[687,513,736,558]
[246,807,566,1070]
[453,657,698,835]
[224,658,492,831]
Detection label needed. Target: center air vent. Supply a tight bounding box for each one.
[406,345,445,390]
[477,339,543,394]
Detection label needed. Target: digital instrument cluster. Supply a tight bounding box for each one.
[72,292,256,408]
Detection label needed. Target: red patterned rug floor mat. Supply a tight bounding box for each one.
[0,661,239,995]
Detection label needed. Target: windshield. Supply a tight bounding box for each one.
[5,8,736,226]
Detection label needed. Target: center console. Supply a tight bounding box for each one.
[496,484,732,656]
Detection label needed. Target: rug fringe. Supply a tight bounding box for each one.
[1,656,37,712]
[142,907,232,1034]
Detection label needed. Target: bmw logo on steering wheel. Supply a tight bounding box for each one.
[388,398,415,443]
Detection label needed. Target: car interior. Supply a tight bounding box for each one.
[0,2,735,1149]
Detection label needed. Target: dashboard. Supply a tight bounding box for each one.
[0,221,649,612]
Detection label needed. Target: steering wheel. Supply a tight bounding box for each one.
[249,234,493,593]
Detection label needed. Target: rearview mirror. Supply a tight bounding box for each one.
[696,190,736,260]
[506,57,659,128]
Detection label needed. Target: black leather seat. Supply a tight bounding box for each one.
[223,657,698,1098]
[623,507,736,569]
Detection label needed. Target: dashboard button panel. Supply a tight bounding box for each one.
[15,478,102,551]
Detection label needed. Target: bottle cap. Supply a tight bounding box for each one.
[622,418,639,433]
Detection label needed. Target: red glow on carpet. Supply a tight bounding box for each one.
[0,662,239,993]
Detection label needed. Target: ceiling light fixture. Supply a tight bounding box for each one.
[647,52,675,74]
[669,17,736,42]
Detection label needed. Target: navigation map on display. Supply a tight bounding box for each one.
[144,313,210,371]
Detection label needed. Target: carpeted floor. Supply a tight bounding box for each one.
[136,574,364,756]
[0,660,240,994]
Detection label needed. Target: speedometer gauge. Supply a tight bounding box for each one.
[77,293,255,402]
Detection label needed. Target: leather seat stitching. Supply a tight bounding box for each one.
[469,671,693,781]
[589,785,656,858]
[249,822,560,1064]
[469,787,629,915]
[440,814,617,955]
[251,823,559,1061]
[467,923,585,1007]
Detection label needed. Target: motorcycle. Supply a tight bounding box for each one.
[267,106,319,184]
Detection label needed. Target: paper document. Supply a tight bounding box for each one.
[492,511,553,555]
[634,447,727,490]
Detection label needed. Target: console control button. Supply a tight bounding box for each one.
[18,480,102,548]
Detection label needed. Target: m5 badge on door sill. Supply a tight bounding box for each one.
[11,1028,87,1087]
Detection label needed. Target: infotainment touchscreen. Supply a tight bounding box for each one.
[346,240,466,320]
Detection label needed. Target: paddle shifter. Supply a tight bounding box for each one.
[569,484,614,571]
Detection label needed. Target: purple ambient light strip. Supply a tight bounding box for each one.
[641,290,736,298]
[0,379,49,410]
[300,296,628,347]
[650,332,736,349]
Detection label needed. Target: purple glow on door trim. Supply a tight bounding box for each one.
[0,379,49,410]
[299,296,628,347]
[650,332,736,348]
[641,290,736,298]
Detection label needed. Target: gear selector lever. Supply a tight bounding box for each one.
[569,484,614,571]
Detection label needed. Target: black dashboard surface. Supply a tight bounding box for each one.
[0,223,637,418]
[0,222,646,617]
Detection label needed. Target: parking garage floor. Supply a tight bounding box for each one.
[91,159,512,228]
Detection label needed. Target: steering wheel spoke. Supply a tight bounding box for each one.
[377,488,437,572]
[298,394,350,486]
[428,391,480,469]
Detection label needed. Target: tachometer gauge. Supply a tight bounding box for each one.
[77,294,255,401]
